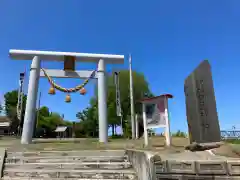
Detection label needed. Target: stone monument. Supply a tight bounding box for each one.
[184,60,221,144]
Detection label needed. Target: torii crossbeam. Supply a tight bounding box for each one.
[9,49,124,144]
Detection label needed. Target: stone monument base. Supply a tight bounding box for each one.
[126,148,240,180]
[185,142,223,151]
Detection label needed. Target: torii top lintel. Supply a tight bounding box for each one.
[9,49,125,64]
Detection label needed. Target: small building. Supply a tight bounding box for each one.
[54,126,72,138]
[0,116,11,135]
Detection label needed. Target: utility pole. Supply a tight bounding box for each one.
[129,54,136,139]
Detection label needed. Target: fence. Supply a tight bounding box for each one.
[221,130,240,140]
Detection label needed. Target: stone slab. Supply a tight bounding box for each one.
[5,162,132,170]
[7,150,126,157]
[227,160,240,175]
[184,60,221,144]
[126,149,156,180]
[156,174,240,180]
[151,150,240,178]
[195,160,227,175]
[3,150,137,180]
[166,160,195,174]
[0,148,6,178]
[3,177,134,180]
[4,168,136,179]
[5,156,127,164]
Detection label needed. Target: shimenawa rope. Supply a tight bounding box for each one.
[41,68,96,93]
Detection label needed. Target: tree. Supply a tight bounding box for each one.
[4,90,27,132]
[76,70,153,138]
[43,113,64,130]
[36,106,67,137]
[105,70,152,137]
[172,130,187,138]
[148,129,155,136]
[38,106,50,117]
[76,104,99,137]
[3,91,75,137]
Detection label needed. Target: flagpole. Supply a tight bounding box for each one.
[129,54,136,139]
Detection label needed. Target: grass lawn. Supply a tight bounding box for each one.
[0,136,188,152]
[0,136,239,157]
[224,139,240,144]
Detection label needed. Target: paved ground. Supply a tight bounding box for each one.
[0,136,239,157]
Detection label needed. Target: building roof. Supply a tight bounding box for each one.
[0,116,10,123]
[55,126,68,132]
[0,122,10,127]
[139,94,173,103]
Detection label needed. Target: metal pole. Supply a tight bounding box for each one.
[21,56,41,144]
[98,59,108,143]
[135,114,139,139]
[36,91,41,129]
[142,103,148,146]
[129,54,136,139]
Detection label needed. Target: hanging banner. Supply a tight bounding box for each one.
[146,97,167,128]
[17,73,25,121]
[114,72,122,117]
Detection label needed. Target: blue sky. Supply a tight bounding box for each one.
[0,0,240,133]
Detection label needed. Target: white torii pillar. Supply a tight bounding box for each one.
[9,49,124,144]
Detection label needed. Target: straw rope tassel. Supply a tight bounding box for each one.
[41,68,96,93]
[41,68,96,102]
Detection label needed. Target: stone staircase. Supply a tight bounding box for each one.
[2,150,137,180]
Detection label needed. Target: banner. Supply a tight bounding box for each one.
[114,72,122,117]
[146,97,167,128]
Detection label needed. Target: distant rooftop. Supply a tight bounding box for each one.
[139,94,173,103]
[0,116,10,123]
[55,126,68,132]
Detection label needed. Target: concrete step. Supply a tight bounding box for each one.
[7,150,126,157]
[3,177,134,180]
[3,150,137,179]
[5,156,127,164]
[3,168,136,179]
[5,162,131,169]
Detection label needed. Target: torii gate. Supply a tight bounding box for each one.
[9,49,124,144]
